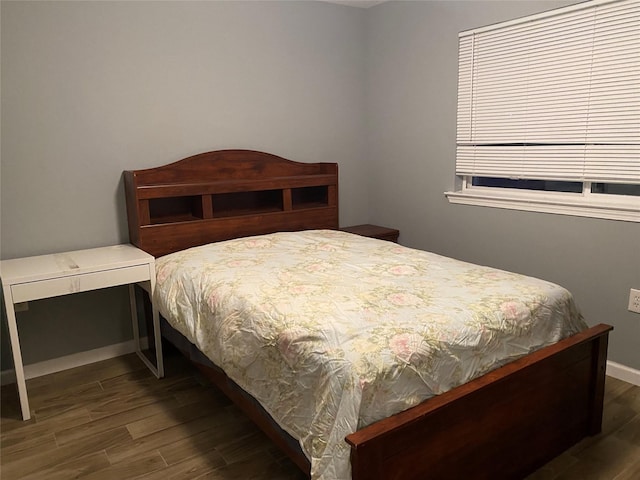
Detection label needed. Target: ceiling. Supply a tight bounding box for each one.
[322,1,388,8]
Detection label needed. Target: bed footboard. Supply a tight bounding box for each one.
[345,324,612,480]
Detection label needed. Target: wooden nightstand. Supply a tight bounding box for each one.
[0,244,164,420]
[340,224,399,243]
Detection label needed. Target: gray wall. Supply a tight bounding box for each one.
[1,0,638,373]
[365,0,640,370]
[1,0,368,366]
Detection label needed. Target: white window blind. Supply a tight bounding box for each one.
[456,0,640,185]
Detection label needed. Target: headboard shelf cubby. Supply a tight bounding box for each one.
[148,196,207,225]
[124,150,339,257]
[212,190,284,218]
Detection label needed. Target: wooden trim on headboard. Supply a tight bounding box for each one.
[124,150,339,257]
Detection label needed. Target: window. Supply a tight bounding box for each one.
[445,0,640,222]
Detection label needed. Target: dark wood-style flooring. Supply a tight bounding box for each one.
[1,351,638,479]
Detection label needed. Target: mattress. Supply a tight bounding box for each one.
[153,229,587,480]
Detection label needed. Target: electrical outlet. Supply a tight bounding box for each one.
[629,289,640,314]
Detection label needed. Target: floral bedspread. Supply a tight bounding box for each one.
[154,229,587,480]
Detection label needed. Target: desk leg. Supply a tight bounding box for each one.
[129,283,164,378]
[152,299,164,378]
[149,270,164,379]
[2,289,30,420]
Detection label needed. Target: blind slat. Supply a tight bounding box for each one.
[456,145,640,183]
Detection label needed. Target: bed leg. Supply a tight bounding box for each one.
[587,332,609,436]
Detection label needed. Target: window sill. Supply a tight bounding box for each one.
[444,188,640,222]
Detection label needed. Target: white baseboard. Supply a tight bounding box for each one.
[606,360,640,386]
[1,370,16,386]
[0,338,148,386]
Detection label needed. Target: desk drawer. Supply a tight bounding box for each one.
[11,264,151,303]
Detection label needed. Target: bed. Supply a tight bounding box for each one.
[124,149,612,480]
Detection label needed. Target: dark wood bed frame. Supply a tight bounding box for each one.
[124,149,612,480]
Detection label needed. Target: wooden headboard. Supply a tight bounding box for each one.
[124,150,339,257]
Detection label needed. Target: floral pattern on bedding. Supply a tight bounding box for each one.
[154,230,587,480]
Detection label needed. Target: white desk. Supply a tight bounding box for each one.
[1,244,164,420]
